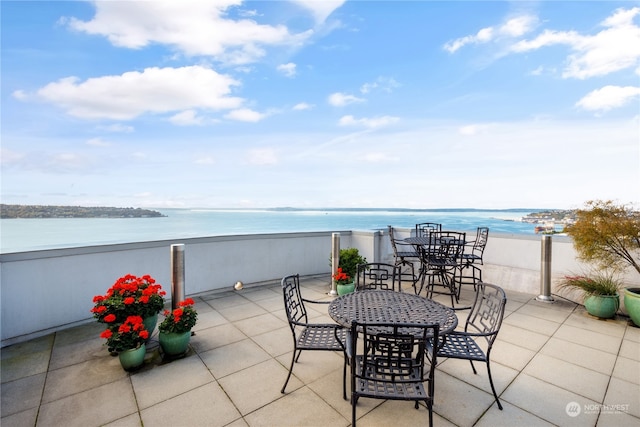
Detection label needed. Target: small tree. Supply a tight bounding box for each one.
[564,200,640,276]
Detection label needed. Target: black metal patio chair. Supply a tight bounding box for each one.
[419,231,466,306]
[281,274,348,398]
[431,282,507,410]
[388,225,421,268]
[460,226,489,265]
[349,321,439,427]
[415,222,442,237]
[449,263,483,310]
[355,262,401,292]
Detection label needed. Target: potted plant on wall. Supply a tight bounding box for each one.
[557,270,621,319]
[331,248,367,295]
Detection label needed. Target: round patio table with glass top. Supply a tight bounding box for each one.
[328,290,458,335]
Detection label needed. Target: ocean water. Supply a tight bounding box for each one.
[0,208,545,253]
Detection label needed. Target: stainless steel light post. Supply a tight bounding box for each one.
[329,233,340,296]
[171,244,185,309]
[536,235,554,302]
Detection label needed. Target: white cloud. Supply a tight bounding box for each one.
[64,1,313,65]
[247,148,278,165]
[576,85,640,112]
[169,110,205,126]
[131,152,147,159]
[224,108,266,122]
[34,66,243,120]
[97,123,134,133]
[290,0,346,24]
[293,102,313,110]
[0,148,25,165]
[444,14,537,53]
[12,90,28,100]
[50,152,91,172]
[195,156,215,165]
[360,77,400,94]
[86,138,111,147]
[529,66,544,76]
[338,115,399,128]
[500,15,536,38]
[364,152,388,163]
[511,7,640,79]
[277,62,297,77]
[328,92,365,106]
[458,124,493,135]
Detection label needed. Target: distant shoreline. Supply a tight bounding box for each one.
[1,204,576,223]
[0,204,165,219]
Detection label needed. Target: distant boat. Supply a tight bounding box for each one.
[534,222,556,234]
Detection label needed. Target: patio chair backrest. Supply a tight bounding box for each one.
[471,227,489,254]
[282,274,308,327]
[356,263,400,291]
[465,282,506,345]
[415,222,442,237]
[350,321,439,426]
[428,231,466,262]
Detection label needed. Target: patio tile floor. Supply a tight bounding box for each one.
[1,275,639,427]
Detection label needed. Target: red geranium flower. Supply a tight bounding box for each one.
[104,314,116,323]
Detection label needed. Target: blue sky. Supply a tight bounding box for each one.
[2,1,639,210]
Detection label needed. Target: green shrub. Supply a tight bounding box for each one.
[330,247,367,280]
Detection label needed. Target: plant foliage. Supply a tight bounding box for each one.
[92,274,166,322]
[159,298,198,334]
[99,315,149,353]
[557,270,622,299]
[564,200,640,276]
[332,267,351,285]
[331,247,367,280]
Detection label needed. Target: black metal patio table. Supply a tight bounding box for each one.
[405,235,466,300]
[328,290,458,335]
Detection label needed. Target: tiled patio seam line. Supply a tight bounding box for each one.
[33,332,56,426]
[469,302,569,427]
[592,326,629,426]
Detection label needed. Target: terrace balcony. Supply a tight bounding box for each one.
[1,229,639,426]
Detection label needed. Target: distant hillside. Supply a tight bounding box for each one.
[0,204,165,219]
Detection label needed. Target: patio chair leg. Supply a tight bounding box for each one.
[428,400,434,427]
[486,361,503,410]
[281,351,297,393]
[469,359,477,374]
[342,354,347,400]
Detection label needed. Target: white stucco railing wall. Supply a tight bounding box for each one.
[2,229,637,346]
[0,231,343,345]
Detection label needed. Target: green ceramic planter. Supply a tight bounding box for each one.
[143,313,158,341]
[337,282,355,295]
[623,288,640,327]
[584,293,619,319]
[118,344,146,371]
[159,331,191,356]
